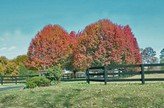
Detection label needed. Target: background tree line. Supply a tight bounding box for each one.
[0,19,163,76]
[141,47,164,64]
[0,55,37,76]
[0,47,163,76]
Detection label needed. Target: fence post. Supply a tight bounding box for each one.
[15,76,17,84]
[118,69,121,77]
[1,76,3,85]
[104,66,107,85]
[86,69,90,84]
[112,70,114,78]
[141,64,145,84]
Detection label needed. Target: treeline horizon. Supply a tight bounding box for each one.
[0,19,164,76]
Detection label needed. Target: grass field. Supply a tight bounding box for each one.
[127,73,164,79]
[0,82,163,108]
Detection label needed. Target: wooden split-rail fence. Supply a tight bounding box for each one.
[0,75,39,85]
[1,63,164,85]
[86,63,164,84]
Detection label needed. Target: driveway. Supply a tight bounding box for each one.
[0,85,24,91]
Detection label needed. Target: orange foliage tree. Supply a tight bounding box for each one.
[72,19,141,70]
[27,19,141,71]
[27,25,72,70]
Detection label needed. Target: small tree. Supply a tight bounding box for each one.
[160,48,164,61]
[47,64,63,83]
[160,48,164,70]
[141,47,156,64]
[141,47,159,70]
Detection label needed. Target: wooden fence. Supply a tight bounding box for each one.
[0,75,39,85]
[0,74,86,85]
[86,63,164,84]
[1,63,164,85]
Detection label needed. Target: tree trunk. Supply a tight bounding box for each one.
[73,70,77,79]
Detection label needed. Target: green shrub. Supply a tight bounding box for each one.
[47,64,63,83]
[18,64,38,76]
[26,76,50,88]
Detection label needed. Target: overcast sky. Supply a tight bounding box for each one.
[0,0,164,59]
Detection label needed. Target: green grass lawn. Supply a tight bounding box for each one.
[126,73,164,79]
[0,82,163,108]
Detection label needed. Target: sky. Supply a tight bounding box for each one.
[0,0,164,59]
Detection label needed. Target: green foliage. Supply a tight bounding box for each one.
[91,60,103,67]
[160,58,164,63]
[47,65,63,83]
[26,80,37,88]
[0,56,8,65]
[141,47,157,64]
[0,55,37,76]
[18,64,28,75]
[12,55,28,65]
[0,63,6,75]
[0,56,8,75]
[160,48,164,59]
[160,58,164,70]
[18,64,38,76]
[26,76,50,88]
[5,61,18,76]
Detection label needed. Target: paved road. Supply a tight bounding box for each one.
[0,85,24,91]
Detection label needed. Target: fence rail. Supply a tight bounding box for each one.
[0,74,86,85]
[86,63,164,84]
[0,75,39,85]
[1,63,164,85]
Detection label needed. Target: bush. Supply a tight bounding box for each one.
[26,76,50,88]
[18,64,38,76]
[47,65,63,83]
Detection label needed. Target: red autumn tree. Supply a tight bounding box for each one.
[27,19,141,71]
[27,25,72,70]
[73,19,141,70]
